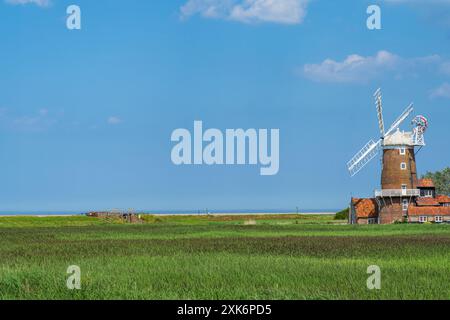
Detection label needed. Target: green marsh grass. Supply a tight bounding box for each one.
[0,214,449,299]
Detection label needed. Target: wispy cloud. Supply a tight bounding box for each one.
[430,82,450,99]
[302,50,443,83]
[0,108,57,131]
[180,0,309,25]
[440,62,450,75]
[4,0,50,7]
[107,116,122,125]
[0,108,124,131]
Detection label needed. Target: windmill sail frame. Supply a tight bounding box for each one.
[347,139,381,177]
[347,89,416,177]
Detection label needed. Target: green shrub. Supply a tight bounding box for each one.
[334,208,349,220]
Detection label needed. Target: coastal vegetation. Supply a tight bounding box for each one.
[0,214,448,299]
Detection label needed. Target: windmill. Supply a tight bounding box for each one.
[347,88,429,224]
[347,88,427,177]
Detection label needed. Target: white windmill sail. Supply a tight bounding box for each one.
[374,88,385,137]
[347,139,381,177]
[384,103,414,137]
[347,89,414,177]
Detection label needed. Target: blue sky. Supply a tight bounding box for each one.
[0,0,449,212]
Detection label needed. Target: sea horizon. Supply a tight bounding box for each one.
[0,209,340,216]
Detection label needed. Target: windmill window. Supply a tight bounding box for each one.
[400,163,407,170]
[400,148,406,155]
[402,199,409,211]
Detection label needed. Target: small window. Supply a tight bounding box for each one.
[402,199,409,211]
[401,162,407,170]
[419,216,427,223]
[400,148,406,155]
[402,184,407,190]
[435,216,443,223]
[423,190,433,198]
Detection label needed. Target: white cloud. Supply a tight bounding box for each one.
[303,51,399,83]
[180,0,309,25]
[302,51,442,83]
[230,0,308,24]
[430,82,450,98]
[5,0,50,6]
[107,116,122,125]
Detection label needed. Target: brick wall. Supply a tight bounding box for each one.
[381,147,418,189]
[378,198,405,224]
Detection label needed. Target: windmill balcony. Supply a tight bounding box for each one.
[374,189,420,198]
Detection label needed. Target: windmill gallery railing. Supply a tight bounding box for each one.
[374,189,420,197]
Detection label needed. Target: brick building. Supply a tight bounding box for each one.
[350,179,450,224]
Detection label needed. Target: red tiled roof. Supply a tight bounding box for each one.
[408,205,450,216]
[417,178,435,188]
[352,198,378,218]
[415,197,440,206]
[436,194,450,204]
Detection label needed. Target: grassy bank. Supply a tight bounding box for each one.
[0,214,449,299]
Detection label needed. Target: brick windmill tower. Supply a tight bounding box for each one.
[347,89,429,224]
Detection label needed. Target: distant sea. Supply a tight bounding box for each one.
[0,209,339,216]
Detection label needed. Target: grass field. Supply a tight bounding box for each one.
[0,214,449,300]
